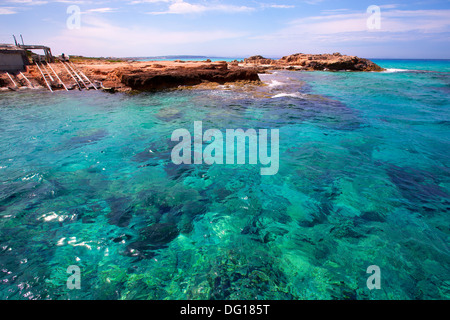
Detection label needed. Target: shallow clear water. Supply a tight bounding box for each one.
[0,60,449,300]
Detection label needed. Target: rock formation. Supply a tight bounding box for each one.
[116,61,260,91]
[0,53,383,93]
[243,53,384,72]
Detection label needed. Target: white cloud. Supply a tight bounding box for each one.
[256,8,450,42]
[303,0,324,4]
[128,0,170,3]
[47,15,247,56]
[147,0,254,15]
[5,0,48,5]
[163,1,205,14]
[85,7,117,14]
[53,0,97,4]
[379,4,400,9]
[0,7,17,14]
[266,5,295,9]
[6,0,97,4]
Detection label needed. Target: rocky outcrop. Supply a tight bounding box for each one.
[1,60,261,92]
[244,55,275,65]
[1,52,383,93]
[116,62,260,91]
[243,52,384,72]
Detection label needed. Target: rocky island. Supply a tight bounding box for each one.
[0,53,384,93]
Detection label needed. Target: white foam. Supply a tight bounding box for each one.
[272,92,305,99]
[268,80,285,88]
[382,68,411,73]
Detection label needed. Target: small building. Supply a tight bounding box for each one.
[0,44,29,72]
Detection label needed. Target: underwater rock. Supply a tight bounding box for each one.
[67,129,108,147]
[164,162,195,180]
[181,200,207,218]
[107,196,134,227]
[132,139,173,163]
[124,223,179,260]
[112,233,133,243]
[387,165,450,213]
[359,211,386,223]
[241,218,289,244]
[298,205,328,227]
[262,228,289,243]
[133,149,160,169]
[139,222,179,245]
[155,107,183,121]
[139,188,172,213]
[142,189,208,234]
[133,149,155,163]
[329,222,364,239]
[207,247,294,300]
[158,200,208,235]
[123,240,157,260]
[86,164,103,173]
[208,186,233,202]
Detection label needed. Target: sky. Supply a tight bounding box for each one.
[0,0,449,59]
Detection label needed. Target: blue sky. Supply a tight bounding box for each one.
[1,0,449,59]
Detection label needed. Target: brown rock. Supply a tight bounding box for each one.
[118,65,260,91]
[244,55,276,65]
[245,53,384,72]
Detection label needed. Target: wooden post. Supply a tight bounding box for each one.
[44,48,49,63]
[47,48,54,63]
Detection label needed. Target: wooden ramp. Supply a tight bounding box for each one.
[19,72,34,88]
[6,72,18,89]
[60,61,82,90]
[47,63,68,91]
[35,62,53,92]
[68,62,98,90]
[2,60,101,92]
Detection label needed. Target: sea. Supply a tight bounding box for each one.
[0,59,449,300]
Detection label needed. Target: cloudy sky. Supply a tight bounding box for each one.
[1,0,449,58]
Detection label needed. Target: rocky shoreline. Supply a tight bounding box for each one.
[0,53,384,93]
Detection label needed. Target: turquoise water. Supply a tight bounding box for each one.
[0,60,449,300]
[372,59,450,72]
